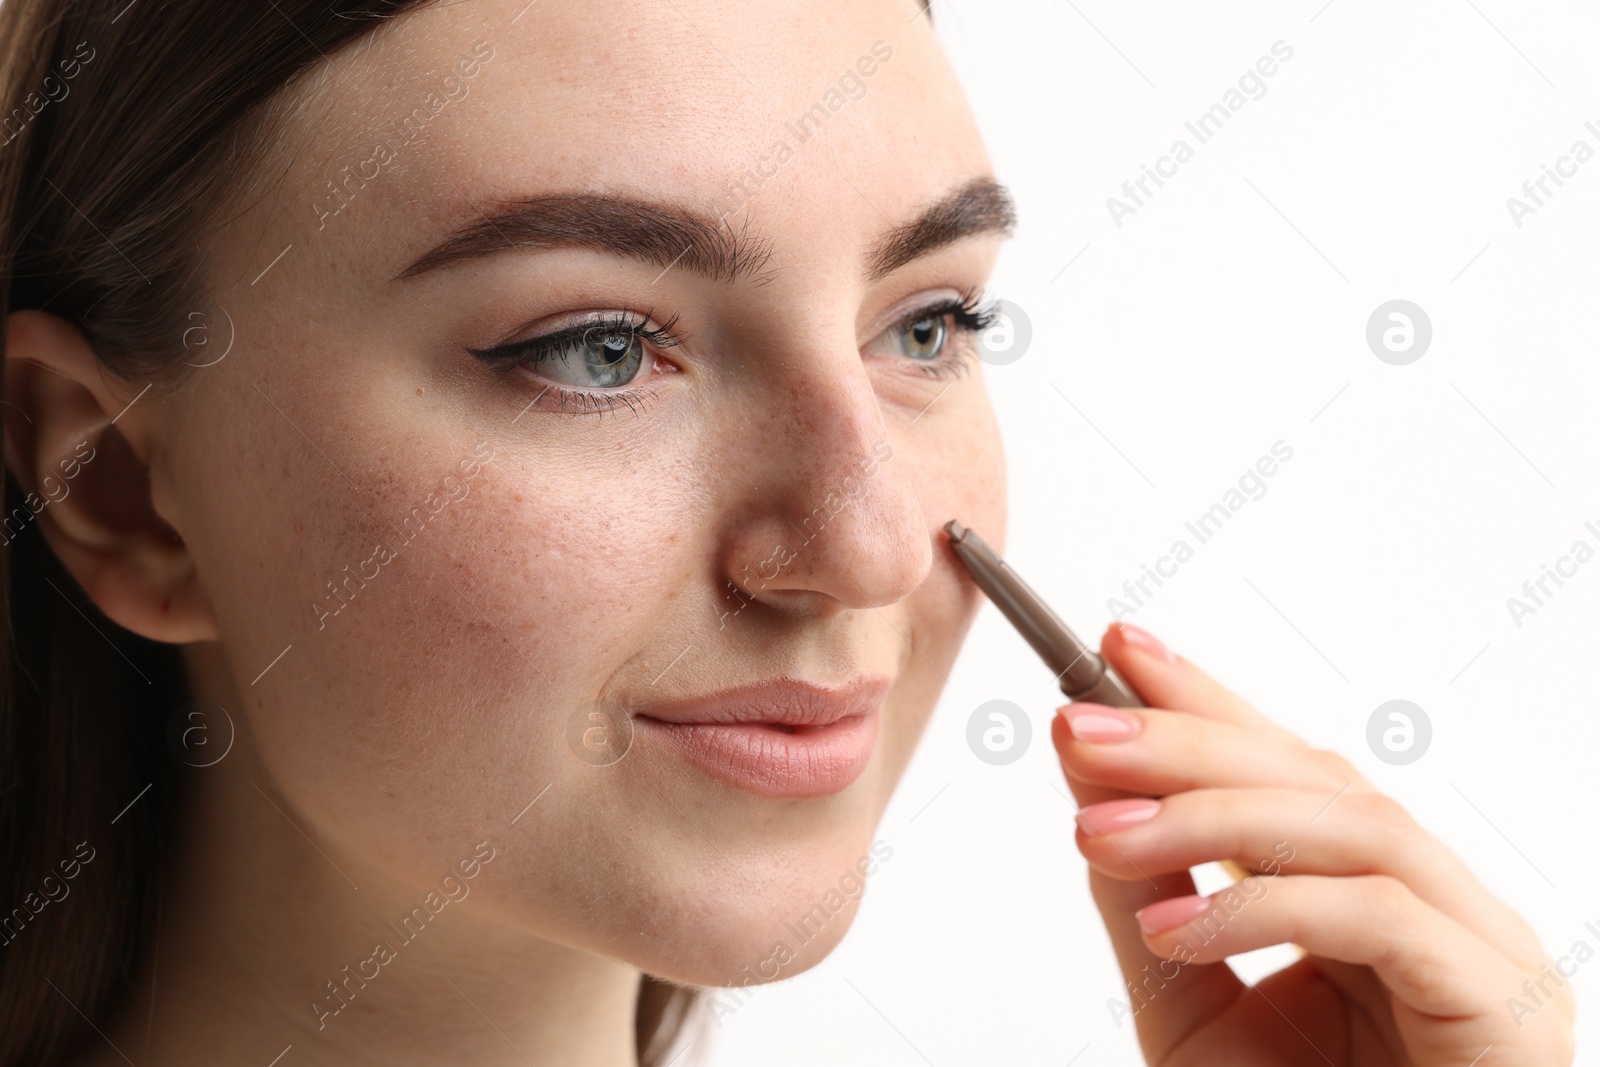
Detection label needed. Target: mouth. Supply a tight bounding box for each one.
[632,676,891,798]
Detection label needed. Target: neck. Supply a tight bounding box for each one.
[84,646,646,1067]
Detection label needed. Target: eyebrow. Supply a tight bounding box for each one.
[393,176,1016,284]
[865,176,1016,279]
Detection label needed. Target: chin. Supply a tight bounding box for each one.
[636,880,876,990]
[558,814,898,989]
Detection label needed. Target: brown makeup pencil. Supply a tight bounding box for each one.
[944,518,1256,884]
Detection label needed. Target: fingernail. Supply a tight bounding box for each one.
[1114,622,1176,664]
[1058,702,1140,743]
[1076,797,1160,838]
[1135,894,1213,935]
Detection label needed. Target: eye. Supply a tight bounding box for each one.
[896,314,949,361]
[866,309,951,363]
[465,310,686,419]
[542,322,650,388]
[468,310,682,391]
[863,291,997,373]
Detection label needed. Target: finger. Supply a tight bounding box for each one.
[1101,621,1306,744]
[1133,874,1522,1027]
[1051,715,1247,1060]
[1056,701,1364,797]
[1072,787,1547,965]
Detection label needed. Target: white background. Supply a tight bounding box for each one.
[701,1,1600,1065]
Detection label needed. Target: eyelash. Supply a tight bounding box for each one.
[467,308,680,419]
[468,291,997,418]
[893,289,998,383]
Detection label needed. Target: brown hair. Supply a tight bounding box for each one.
[0,2,697,1063]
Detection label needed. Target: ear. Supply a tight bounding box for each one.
[4,309,220,644]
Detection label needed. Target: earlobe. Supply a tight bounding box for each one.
[4,309,220,644]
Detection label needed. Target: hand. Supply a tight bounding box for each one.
[1051,621,1575,1066]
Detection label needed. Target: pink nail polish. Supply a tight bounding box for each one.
[1076,797,1159,838]
[1135,894,1213,935]
[1062,702,1140,742]
[1114,622,1176,664]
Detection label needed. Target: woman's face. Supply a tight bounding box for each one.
[158,0,1007,986]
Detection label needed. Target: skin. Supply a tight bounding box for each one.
[0,1,1573,1065]
[8,1,1007,1064]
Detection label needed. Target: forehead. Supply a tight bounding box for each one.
[222,0,989,288]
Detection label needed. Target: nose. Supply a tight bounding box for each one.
[715,356,933,617]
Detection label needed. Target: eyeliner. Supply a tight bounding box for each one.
[942,519,1140,708]
[944,518,1259,883]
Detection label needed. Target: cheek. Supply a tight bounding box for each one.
[869,382,1007,786]
[310,470,684,771]
[183,404,698,872]
[906,373,1008,571]
[942,376,1008,550]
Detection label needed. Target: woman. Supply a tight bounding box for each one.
[0,1,1574,1064]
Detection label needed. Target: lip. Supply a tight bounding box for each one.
[633,676,892,798]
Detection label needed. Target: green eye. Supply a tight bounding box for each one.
[899,315,948,361]
[863,293,995,374]
[866,311,953,362]
[548,325,645,388]
[468,308,685,418]
[470,310,680,393]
